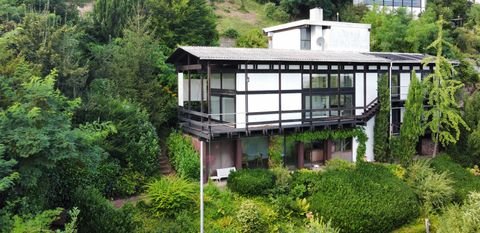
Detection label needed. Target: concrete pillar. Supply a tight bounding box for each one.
[235,139,243,170]
[297,142,305,169]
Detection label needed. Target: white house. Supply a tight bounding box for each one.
[353,0,427,17]
[166,8,432,178]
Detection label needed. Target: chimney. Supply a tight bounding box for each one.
[309,8,323,22]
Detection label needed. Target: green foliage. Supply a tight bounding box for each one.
[236,28,268,48]
[288,128,367,162]
[0,144,19,192]
[11,208,62,233]
[404,159,454,214]
[454,91,480,165]
[279,0,350,20]
[89,17,177,130]
[223,28,240,39]
[309,163,418,233]
[144,176,198,217]
[236,200,266,233]
[73,186,137,233]
[423,16,469,156]
[436,192,480,233]
[339,4,368,23]
[145,0,219,48]
[264,3,289,22]
[302,216,341,233]
[268,135,283,167]
[394,71,424,164]
[290,169,321,199]
[405,8,438,53]
[324,158,354,172]
[166,131,200,180]
[362,7,411,52]
[374,73,391,162]
[431,154,480,202]
[93,0,142,41]
[227,169,275,196]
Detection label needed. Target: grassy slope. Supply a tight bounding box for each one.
[212,0,284,35]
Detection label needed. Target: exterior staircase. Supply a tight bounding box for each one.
[159,151,175,175]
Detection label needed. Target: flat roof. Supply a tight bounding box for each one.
[166,46,430,65]
[263,19,371,33]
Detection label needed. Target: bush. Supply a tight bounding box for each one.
[236,29,268,48]
[73,187,137,233]
[144,176,198,217]
[166,131,200,180]
[309,163,418,233]
[302,217,341,233]
[223,28,239,39]
[325,159,355,172]
[436,192,480,233]
[431,154,480,202]
[227,169,275,196]
[235,199,278,233]
[264,3,289,22]
[289,169,321,199]
[404,159,454,213]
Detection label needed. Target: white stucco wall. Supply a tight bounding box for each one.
[400,73,411,100]
[310,25,324,50]
[271,29,301,50]
[365,73,378,104]
[365,116,375,161]
[323,26,370,52]
[178,73,184,106]
[355,72,365,115]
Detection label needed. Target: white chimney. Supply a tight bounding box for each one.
[310,8,323,22]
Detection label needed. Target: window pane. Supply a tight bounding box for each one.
[392,74,400,97]
[312,74,328,88]
[211,73,221,89]
[222,97,235,123]
[340,74,353,88]
[312,95,329,117]
[305,96,311,118]
[222,73,235,90]
[302,74,310,89]
[211,96,220,120]
[330,74,339,88]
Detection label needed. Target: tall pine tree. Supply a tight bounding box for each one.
[423,15,469,157]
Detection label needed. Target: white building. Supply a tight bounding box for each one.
[354,0,427,17]
[166,8,432,178]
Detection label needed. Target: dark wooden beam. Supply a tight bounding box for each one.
[179,64,202,71]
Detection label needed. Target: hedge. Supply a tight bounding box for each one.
[309,163,418,233]
[227,169,275,196]
[166,131,200,180]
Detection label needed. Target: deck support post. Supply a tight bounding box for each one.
[325,139,333,161]
[297,141,304,169]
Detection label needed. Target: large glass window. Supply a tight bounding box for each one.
[312,74,328,88]
[300,27,311,50]
[330,74,339,88]
[334,138,352,152]
[222,73,235,90]
[211,96,220,120]
[392,73,400,99]
[222,97,235,123]
[340,74,354,88]
[312,95,329,118]
[211,73,221,89]
[302,74,311,89]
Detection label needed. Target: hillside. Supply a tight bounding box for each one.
[212,0,285,35]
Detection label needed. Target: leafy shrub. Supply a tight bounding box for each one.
[325,159,355,171]
[73,186,137,233]
[166,131,200,180]
[236,200,278,233]
[223,28,239,39]
[309,163,418,233]
[144,176,198,217]
[290,169,321,199]
[436,192,480,233]
[302,216,341,233]
[383,163,407,179]
[404,159,454,213]
[431,154,480,202]
[227,169,275,196]
[236,29,268,48]
[269,166,291,194]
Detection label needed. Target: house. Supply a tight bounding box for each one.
[166,8,432,179]
[353,0,427,17]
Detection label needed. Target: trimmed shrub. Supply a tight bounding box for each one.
[431,154,480,202]
[236,199,278,233]
[166,131,200,180]
[227,169,275,196]
[73,187,137,233]
[309,163,418,233]
[325,159,355,172]
[144,176,198,217]
[223,28,239,39]
[404,159,454,213]
[290,169,322,199]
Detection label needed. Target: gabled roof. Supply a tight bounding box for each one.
[166,46,393,64]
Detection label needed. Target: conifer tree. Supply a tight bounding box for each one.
[374,73,391,162]
[397,71,424,164]
[423,15,469,157]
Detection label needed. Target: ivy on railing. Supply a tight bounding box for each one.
[287,127,368,163]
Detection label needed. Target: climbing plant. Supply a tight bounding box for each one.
[268,136,283,168]
[288,127,368,162]
[374,73,391,162]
